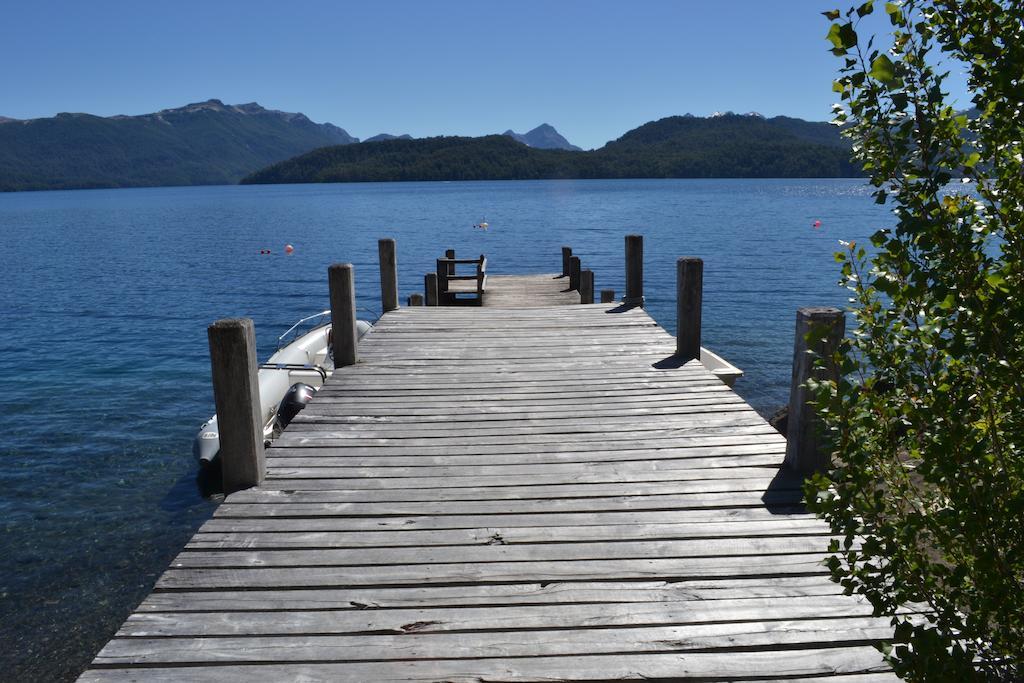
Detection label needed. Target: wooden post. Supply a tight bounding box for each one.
[378,238,398,313]
[569,255,581,291]
[785,307,846,476]
[445,249,456,276]
[561,246,572,277]
[425,272,439,306]
[328,263,358,367]
[207,318,265,493]
[624,234,644,307]
[600,289,615,303]
[407,293,424,306]
[676,257,703,361]
[580,269,595,304]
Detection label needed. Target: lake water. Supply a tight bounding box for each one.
[0,179,889,680]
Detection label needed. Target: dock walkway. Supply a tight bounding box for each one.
[82,274,896,681]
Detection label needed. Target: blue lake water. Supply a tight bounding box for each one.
[0,179,890,680]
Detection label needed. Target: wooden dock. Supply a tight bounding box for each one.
[81,270,896,681]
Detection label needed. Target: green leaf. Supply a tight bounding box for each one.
[823,9,841,19]
[870,54,897,83]
[986,273,1010,292]
[827,22,858,50]
[856,1,875,17]
[964,152,981,168]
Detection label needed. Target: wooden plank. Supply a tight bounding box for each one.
[156,554,830,590]
[80,648,893,682]
[263,451,787,471]
[118,595,878,637]
[186,519,832,549]
[170,538,838,570]
[214,489,806,516]
[261,465,787,485]
[95,617,894,665]
[198,506,816,533]
[269,434,788,458]
[137,576,849,612]
[232,479,798,505]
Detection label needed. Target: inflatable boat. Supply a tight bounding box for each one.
[194,311,371,467]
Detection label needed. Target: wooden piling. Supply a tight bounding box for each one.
[425,273,439,307]
[207,318,265,493]
[445,249,456,276]
[378,238,398,313]
[580,269,595,304]
[569,256,581,291]
[625,234,643,307]
[600,289,615,303]
[785,307,846,476]
[676,257,703,361]
[408,293,424,306]
[561,246,572,277]
[328,263,358,367]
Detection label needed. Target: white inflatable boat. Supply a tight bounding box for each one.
[194,311,371,467]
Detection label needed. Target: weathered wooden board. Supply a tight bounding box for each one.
[135,576,851,611]
[82,648,895,682]
[95,617,894,664]
[80,275,889,681]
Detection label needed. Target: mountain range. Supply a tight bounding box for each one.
[0,101,857,191]
[0,100,357,191]
[503,124,581,151]
[243,113,858,185]
[0,101,583,191]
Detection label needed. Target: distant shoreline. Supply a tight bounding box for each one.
[1,175,868,195]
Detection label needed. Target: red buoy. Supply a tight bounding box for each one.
[284,244,294,254]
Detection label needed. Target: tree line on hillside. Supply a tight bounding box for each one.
[243,114,861,184]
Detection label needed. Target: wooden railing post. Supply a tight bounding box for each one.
[580,269,595,304]
[378,238,398,313]
[625,234,644,307]
[785,307,846,476]
[569,256,581,291]
[561,246,572,277]
[435,260,448,305]
[676,257,703,361]
[408,293,424,306]
[425,272,438,306]
[600,289,615,303]
[207,318,265,493]
[329,263,358,367]
[445,249,456,276]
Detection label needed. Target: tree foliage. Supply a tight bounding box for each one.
[242,114,860,185]
[807,1,1023,679]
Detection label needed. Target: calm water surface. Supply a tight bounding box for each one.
[0,179,889,681]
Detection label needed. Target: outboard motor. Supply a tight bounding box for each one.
[276,383,317,430]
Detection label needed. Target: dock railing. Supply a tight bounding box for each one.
[436,254,487,305]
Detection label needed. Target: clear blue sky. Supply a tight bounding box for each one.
[0,0,970,150]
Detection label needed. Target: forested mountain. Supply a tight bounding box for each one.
[0,100,356,191]
[503,124,581,151]
[243,113,858,184]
